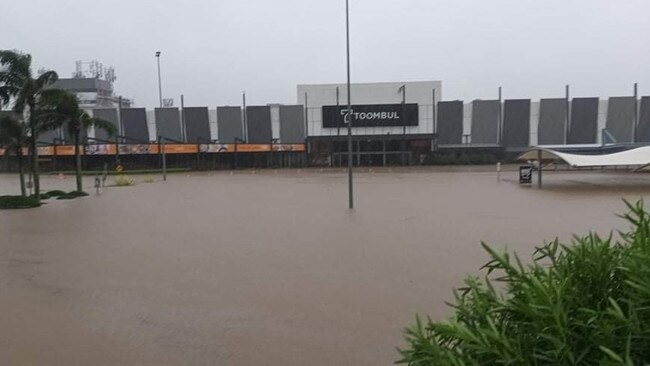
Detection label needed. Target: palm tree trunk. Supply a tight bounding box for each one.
[75,131,82,192]
[28,101,40,200]
[17,149,26,197]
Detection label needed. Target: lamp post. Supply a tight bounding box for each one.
[155,51,163,108]
[345,0,354,209]
[399,85,406,164]
[399,85,406,135]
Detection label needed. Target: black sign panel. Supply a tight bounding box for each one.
[519,165,533,184]
[322,103,418,128]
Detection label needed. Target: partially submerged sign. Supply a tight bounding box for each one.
[519,165,533,184]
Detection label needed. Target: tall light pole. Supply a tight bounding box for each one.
[345,0,354,209]
[398,85,406,164]
[155,51,163,108]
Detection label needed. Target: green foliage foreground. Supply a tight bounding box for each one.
[399,200,650,365]
[45,190,66,197]
[30,193,50,200]
[55,191,89,200]
[113,174,135,187]
[0,195,40,209]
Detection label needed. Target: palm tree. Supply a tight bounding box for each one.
[39,91,116,192]
[0,114,28,196]
[0,50,59,200]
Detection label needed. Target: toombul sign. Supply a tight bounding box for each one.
[322,103,419,128]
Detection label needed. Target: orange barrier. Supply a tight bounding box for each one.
[0,143,306,156]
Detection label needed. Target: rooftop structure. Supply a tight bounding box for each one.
[50,60,132,108]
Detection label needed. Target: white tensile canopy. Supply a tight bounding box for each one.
[517,146,650,168]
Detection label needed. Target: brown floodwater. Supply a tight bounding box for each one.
[1,167,649,365]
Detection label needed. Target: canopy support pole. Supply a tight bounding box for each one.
[537,149,543,188]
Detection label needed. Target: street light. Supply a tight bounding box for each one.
[345,0,354,209]
[398,85,406,164]
[155,51,163,108]
[398,85,406,135]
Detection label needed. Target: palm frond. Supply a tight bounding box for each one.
[0,85,19,106]
[35,110,67,132]
[87,115,117,137]
[0,114,27,150]
[12,90,28,114]
[35,90,81,136]
[34,70,58,90]
[38,88,74,109]
[0,50,32,80]
[0,70,26,88]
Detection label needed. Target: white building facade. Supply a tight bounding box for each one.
[298,81,441,138]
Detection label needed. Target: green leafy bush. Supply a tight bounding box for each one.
[56,191,89,200]
[0,195,41,209]
[399,200,650,365]
[114,174,135,187]
[45,190,66,197]
[30,193,50,200]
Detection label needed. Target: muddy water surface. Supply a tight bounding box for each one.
[1,168,649,365]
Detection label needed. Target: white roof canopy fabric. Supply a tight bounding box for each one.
[518,146,650,168]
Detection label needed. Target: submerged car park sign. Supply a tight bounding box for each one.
[322,103,419,128]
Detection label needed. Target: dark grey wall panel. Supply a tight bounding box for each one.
[636,97,650,142]
[502,99,530,147]
[155,108,182,141]
[436,101,463,145]
[92,108,119,141]
[246,106,272,143]
[470,100,499,144]
[279,105,305,143]
[606,97,635,143]
[568,98,598,144]
[39,129,59,144]
[538,99,566,145]
[184,107,211,143]
[121,108,149,142]
[217,107,243,143]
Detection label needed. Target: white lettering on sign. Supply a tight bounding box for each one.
[352,111,399,120]
[326,104,417,127]
[340,109,354,124]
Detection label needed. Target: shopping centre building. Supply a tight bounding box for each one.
[2,79,649,170]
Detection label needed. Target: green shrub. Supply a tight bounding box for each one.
[399,200,650,365]
[30,193,50,200]
[114,174,135,187]
[56,191,89,200]
[0,195,41,209]
[46,190,66,197]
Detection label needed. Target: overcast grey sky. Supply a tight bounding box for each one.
[2,0,649,107]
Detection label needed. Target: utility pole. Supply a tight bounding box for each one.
[155,51,163,108]
[181,94,186,142]
[242,92,247,142]
[399,85,407,164]
[345,0,354,209]
[432,88,437,152]
[336,87,340,136]
[634,83,639,142]
[498,86,502,144]
[565,84,570,144]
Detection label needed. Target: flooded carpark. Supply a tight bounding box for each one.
[1,167,649,365]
